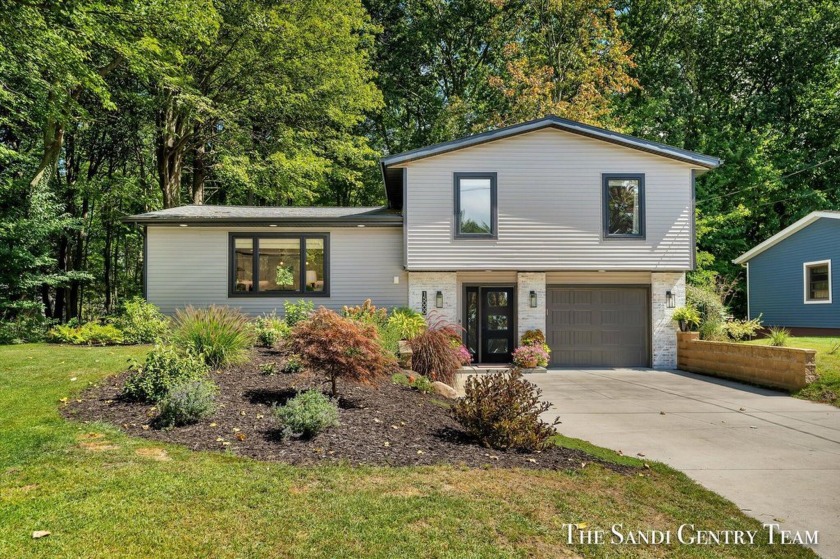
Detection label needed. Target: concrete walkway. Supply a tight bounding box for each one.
[531,368,840,557]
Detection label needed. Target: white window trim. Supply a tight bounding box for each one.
[803,259,832,304]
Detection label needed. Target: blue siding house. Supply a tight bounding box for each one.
[734,211,840,333]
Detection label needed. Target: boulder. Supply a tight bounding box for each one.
[431,381,458,399]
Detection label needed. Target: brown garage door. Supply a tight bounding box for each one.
[546,286,650,367]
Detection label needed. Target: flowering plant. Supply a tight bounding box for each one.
[454,344,472,365]
[511,344,549,368]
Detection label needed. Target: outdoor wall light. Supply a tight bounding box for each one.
[666,290,675,308]
[435,290,444,308]
[529,290,538,308]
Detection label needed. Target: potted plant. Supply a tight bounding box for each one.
[512,345,549,369]
[672,306,701,332]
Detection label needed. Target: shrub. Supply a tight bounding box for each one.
[283,299,314,327]
[282,353,304,374]
[123,344,210,402]
[520,328,551,355]
[115,297,170,344]
[47,322,125,345]
[259,362,278,375]
[452,370,559,451]
[521,329,546,346]
[173,306,254,367]
[768,327,790,347]
[723,315,762,341]
[254,312,290,348]
[408,316,464,385]
[157,379,218,427]
[511,345,549,368]
[386,308,427,340]
[342,298,388,327]
[289,308,397,396]
[698,317,727,341]
[408,373,434,394]
[672,306,701,332]
[0,314,50,344]
[274,390,339,439]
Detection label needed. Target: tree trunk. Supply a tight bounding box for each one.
[103,224,113,313]
[54,237,68,321]
[155,91,191,208]
[191,135,206,205]
[29,118,64,189]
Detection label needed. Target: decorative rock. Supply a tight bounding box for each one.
[431,381,458,399]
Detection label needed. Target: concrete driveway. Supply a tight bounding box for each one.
[530,368,840,557]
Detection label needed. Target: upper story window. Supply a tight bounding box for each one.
[603,173,645,239]
[804,260,831,304]
[230,233,328,297]
[454,172,497,238]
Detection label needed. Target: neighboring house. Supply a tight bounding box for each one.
[125,116,721,369]
[734,211,840,334]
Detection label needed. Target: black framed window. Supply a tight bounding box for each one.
[230,233,329,297]
[804,260,831,304]
[603,173,645,238]
[454,172,497,238]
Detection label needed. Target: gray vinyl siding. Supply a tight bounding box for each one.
[400,127,696,271]
[747,218,840,328]
[146,226,407,315]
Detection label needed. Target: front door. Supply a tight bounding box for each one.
[464,286,515,364]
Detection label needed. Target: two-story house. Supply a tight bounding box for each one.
[126,116,720,370]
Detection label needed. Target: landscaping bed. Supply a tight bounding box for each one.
[66,347,629,472]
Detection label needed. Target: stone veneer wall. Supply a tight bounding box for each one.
[516,272,546,344]
[651,272,685,369]
[677,332,817,390]
[407,272,458,324]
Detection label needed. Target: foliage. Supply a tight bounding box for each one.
[47,322,125,346]
[115,298,170,344]
[452,370,560,451]
[157,379,218,428]
[0,315,51,345]
[254,312,290,348]
[723,316,763,341]
[173,306,254,368]
[289,308,397,396]
[386,308,427,340]
[511,345,550,368]
[283,300,315,327]
[672,306,701,331]
[520,328,551,355]
[391,372,433,394]
[123,344,209,403]
[259,362,278,376]
[342,299,388,327]
[768,327,791,347]
[408,316,465,385]
[273,390,339,439]
[282,354,304,374]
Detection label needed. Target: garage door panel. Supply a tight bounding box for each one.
[547,286,649,367]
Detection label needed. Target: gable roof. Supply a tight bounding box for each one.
[733,211,840,264]
[123,205,402,226]
[380,115,722,209]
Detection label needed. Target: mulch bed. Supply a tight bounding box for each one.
[65,347,633,473]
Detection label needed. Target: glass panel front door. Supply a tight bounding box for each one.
[463,286,514,363]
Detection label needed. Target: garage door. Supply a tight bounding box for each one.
[546,286,649,367]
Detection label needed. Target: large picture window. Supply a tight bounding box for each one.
[230,234,328,296]
[454,172,497,238]
[603,174,645,239]
[803,260,831,304]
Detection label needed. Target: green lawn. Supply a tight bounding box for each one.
[0,344,816,558]
[746,336,840,407]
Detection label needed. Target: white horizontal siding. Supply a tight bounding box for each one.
[146,226,407,315]
[402,128,694,271]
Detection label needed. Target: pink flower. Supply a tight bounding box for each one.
[454,344,472,365]
[512,345,549,368]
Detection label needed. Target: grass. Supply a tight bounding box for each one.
[746,336,840,406]
[0,344,816,558]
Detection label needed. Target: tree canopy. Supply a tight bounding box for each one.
[1,0,838,326]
